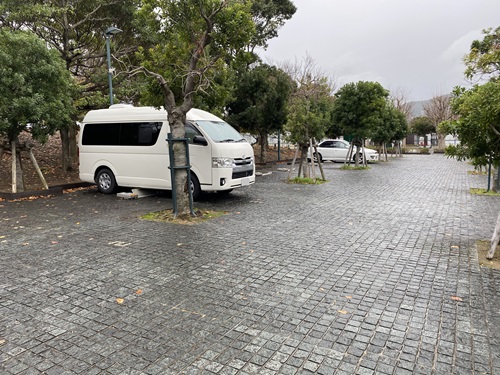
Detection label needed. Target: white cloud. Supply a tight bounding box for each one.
[260,0,500,101]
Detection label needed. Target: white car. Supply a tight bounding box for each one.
[308,139,379,163]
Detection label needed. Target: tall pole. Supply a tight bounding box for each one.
[104,27,122,106]
[105,35,113,105]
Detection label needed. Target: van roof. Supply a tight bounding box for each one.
[82,105,224,123]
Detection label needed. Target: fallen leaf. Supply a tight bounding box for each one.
[451,296,462,301]
[135,289,143,295]
[116,298,124,304]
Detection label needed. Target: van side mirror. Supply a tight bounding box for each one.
[193,135,208,146]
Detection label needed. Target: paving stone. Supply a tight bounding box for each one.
[0,155,498,374]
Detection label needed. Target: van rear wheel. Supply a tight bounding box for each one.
[96,168,117,194]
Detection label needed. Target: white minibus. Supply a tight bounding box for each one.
[78,105,255,200]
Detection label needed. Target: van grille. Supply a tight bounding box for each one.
[232,157,254,179]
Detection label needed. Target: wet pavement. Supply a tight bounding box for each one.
[0,154,499,374]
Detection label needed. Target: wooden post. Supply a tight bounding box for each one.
[287,146,300,180]
[313,144,326,180]
[487,212,500,260]
[11,140,17,193]
[28,147,49,189]
[309,138,316,179]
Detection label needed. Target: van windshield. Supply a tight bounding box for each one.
[196,121,246,143]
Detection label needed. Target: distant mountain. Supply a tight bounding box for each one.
[409,94,452,118]
[409,99,430,118]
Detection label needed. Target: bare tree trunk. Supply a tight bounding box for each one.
[259,131,268,163]
[169,108,190,218]
[437,134,446,149]
[60,128,71,172]
[487,212,500,260]
[69,123,78,160]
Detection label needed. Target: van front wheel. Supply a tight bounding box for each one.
[190,174,201,201]
[96,168,117,194]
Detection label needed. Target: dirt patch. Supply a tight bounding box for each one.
[476,240,500,269]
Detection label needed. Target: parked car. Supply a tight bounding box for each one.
[308,139,379,163]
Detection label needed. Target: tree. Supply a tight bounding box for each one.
[227,64,294,163]
[423,94,452,148]
[131,0,256,217]
[464,26,500,82]
[283,56,335,178]
[331,81,389,165]
[443,83,500,183]
[0,0,139,171]
[409,116,434,147]
[0,30,74,192]
[370,105,408,160]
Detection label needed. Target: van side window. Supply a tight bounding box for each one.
[82,122,162,146]
[185,122,202,144]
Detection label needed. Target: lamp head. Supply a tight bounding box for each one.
[105,27,122,36]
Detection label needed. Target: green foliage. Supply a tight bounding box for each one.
[0,0,138,111]
[370,104,408,145]
[227,64,294,137]
[286,77,335,145]
[331,81,389,141]
[250,0,297,49]
[444,82,500,166]
[464,26,500,81]
[135,0,256,110]
[410,116,434,136]
[0,30,74,142]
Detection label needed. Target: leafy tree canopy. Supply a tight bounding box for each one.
[134,0,256,112]
[371,105,408,145]
[227,64,294,135]
[0,29,74,142]
[286,76,334,145]
[331,81,389,140]
[410,116,434,136]
[464,26,500,82]
[0,0,138,109]
[444,83,500,166]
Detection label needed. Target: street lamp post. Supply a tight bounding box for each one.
[105,26,122,105]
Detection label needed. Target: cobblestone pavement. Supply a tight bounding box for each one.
[1,155,499,375]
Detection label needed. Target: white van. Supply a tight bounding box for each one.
[78,105,255,199]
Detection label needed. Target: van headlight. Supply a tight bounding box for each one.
[212,157,235,168]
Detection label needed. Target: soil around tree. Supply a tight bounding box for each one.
[0,133,297,193]
[476,240,500,270]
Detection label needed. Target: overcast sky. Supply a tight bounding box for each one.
[259,0,499,102]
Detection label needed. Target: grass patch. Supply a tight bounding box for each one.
[476,240,500,269]
[288,177,326,184]
[468,170,487,175]
[470,188,500,196]
[141,209,227,225]
[340,165,370,170]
